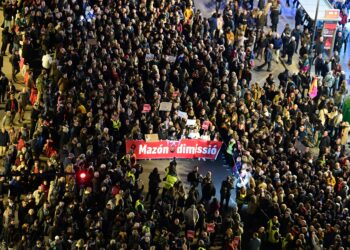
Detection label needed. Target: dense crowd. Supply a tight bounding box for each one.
[0,0,349,249]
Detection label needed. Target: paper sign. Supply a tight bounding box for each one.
[145,134,159,142]
[165,55,176,63]
[159,102,172,111]
[142,104,151,113]
[87,38,97,45]
[145,53,154,62]
[202,120,211,130]
[186,119,196,126]
[178,111,188,119]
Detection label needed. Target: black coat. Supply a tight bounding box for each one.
[148,171,161,192]
[270,8,280,25]
[5,98,18,113]
[314,41,325,55]
[0,130,9,146]
[1,28,10,44]
[286,40,296,55]
[295,8,304,25]
[319,135,331,151]
[291,29,301,42]
[0,75,8,91]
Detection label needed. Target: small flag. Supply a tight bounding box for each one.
[309,77,318,99]
[117,95,122,113]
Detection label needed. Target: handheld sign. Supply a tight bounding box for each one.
[142,104,151,113]
[159,102,172,112]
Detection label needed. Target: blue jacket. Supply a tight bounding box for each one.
[273,38,283,50]
[265,48,273,62]
[209,16,217,32]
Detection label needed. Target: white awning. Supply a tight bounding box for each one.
[298,0,341,21]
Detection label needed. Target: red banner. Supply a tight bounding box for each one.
[126,139,223,160]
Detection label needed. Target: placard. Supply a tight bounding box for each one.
[145,53,155,62]
[145,134,159,142]
[186,119,196,126]
[142,104,151,113]
[159,102,172,111]
[178,111,188,119]
[165,55,176,63]
[202,120,211,130]
[87,38,97,45]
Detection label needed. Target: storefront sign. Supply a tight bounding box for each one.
[323,23,337,50]
[324,9,340,20]
[126,139,223,160]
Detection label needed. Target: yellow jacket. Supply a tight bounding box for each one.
[184,8,193,22]
[327,176,336,188]
[226,31,235,45]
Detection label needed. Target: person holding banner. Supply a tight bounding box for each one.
[200,171,216,204]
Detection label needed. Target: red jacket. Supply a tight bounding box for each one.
[340,12,348,25]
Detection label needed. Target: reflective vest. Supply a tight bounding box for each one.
[236,191,246,206]
[142,225,150,233]
[163,174,177,189]
[267,220,280,243]
[112,119,121,130]
[198,247,206,250]
[135,199,144,211]
[226,140,235,155]
[127,171,135,184]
